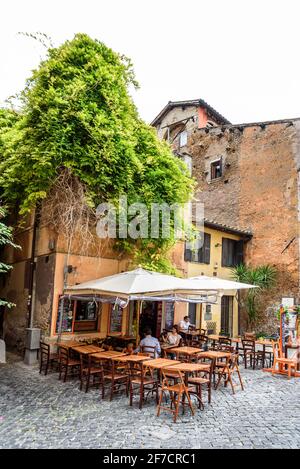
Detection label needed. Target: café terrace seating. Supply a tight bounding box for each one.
[38,331,283,423]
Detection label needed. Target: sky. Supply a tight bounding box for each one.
[1,0,300,125]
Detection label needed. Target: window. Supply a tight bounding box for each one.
[164,302,175,330]
[222,238,244,267]
[188,303,197,325]
[204,304,212,321]
[210,159,222,179]
[179,130,188,147]
[183,154,192,175]
[184,232,211,264]
[109,304,123,333]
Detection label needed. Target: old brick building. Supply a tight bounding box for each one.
[152,99,300,331]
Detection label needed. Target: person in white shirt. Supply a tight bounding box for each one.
[178,316,195,331]
[166,325,182,346]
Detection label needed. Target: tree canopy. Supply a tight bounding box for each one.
[0,207,19,307]
[0,34,194,272]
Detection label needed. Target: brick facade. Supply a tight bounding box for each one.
[154,103,300,332]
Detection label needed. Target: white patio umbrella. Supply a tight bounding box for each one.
[186,275,257,291]
[65,267,219,299]
[64,268,219,345]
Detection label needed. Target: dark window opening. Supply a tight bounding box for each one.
[184,232,211,264]
[211,159,222,179]
[222,238,244,267]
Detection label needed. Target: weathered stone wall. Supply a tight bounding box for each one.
[188,120,300,330]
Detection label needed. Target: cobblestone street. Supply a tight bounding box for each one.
[0,353,299,449]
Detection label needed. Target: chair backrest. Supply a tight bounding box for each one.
[59,347,69,363]
[200,328,207,335]
[272,341,283,359]
[219,337,232,346]
[140,345,157,358]
[40,341,50,359]
[161,367,185,389]
[198,334,208,343]
[217,344,235,353]
[80,353,90,371]
[242,339,255,352]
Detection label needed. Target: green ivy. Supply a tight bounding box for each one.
[0,34,194,273]
[0,206,20,307]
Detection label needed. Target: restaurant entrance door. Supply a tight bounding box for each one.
[139,301,162,338]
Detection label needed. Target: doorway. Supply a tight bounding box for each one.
[139,301,162,338]
[221,296,233,336]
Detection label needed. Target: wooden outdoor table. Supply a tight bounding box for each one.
[169,346,203,361]
[71,345,105,355]
[110,354,151,363]
[91,351,127,361]
[144,358,181,370]
[166,362,211,373]
[197,350,232,360]
[163,362,211,409]
[161,344,178,358]
[57,341,86,349]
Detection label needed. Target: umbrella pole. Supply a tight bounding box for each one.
[136,300,143,347]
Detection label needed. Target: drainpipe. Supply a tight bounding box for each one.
[27,208,39,328]
[24,206,41,365]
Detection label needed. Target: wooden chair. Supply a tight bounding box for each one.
[188,358,214,408]
[157,368,194,423]
[242,339,264,369]
[39,341,59,375]
[102,358,129,401]
[129,361,159,409]
[140,345,157,358]
[272,341,298,379]
[58,347,81,382]
[219,337,232,347]
[80,354,104,393]
[215,353,244,394]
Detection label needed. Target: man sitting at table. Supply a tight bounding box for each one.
[134,327,161,358]
[178,316,195,331]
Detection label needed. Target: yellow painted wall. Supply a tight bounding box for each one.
[173,226,242,337]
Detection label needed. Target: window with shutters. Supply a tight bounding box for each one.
[221,238,244,267]
[210,159,222,179]
[179,130,188,147]
[184,232,211,264]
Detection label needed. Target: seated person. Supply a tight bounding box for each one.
[159,329,169,344]
[122,342,134,355]
[178,315,195,331]
[134,327,161,358]
[166,325,182,346]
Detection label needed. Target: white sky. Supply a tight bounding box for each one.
[1,0,300,124]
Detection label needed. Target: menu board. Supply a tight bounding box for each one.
[110,305,122,333]
[56,297,74,333]
[281,310,298,352]
[165,302,175,330]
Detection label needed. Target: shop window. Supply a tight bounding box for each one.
[164,302,175,330]
[56,298,99,334]
[109,304,123,333]
[204,304,212,321]
[184,232,211,264]
[222,238,244,267]
[56,297,74,333]
[210,159,222,179]
[188,303,197,325]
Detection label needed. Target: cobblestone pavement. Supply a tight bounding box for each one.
[0,353,299,449]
